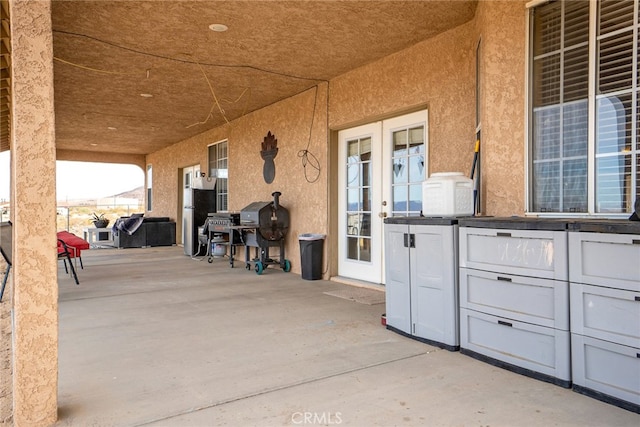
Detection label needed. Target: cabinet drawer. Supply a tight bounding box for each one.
[459,227,567,280]
[460,268,569,330]
[569,232,640,291]
[460,308,571,383]
[571,334,640,409]
[570,283,640,348]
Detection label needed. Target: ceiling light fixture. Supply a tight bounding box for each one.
[209,23,228,32]
[140,93,153,98]
[106,127,116,131]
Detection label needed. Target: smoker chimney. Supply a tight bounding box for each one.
[272,191,281,211]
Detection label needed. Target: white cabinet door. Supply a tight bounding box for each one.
[384,223,411,334]
[410,225,459,347]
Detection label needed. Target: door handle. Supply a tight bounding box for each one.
[403,233,415,248]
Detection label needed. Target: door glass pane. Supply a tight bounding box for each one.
[392,159,408,183]
[359,238,371,262]
[409,127,424,147]
[347,163,359,186]
[362,162,371,187]
[391,124,425,216]
[361,137,372,160]
[409,155,425,182]
[393,185,408,212]
[348,140,359,157]
[347,188,359,211]
[347,237,358,259]
[362,187,371,211]
[409,184,422,213]
[360,213,371,237]
[345,136,373,262]
[393,130,408,156]
[347,213,360,236]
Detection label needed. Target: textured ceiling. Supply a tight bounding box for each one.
[3,0,477,157]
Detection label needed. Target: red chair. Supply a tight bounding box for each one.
[57,231,90,269]
[58,238,79,285]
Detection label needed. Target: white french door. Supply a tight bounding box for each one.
[338,122,382,283]
[338,110,428,284]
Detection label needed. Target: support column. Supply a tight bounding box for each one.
[10,0,58,425]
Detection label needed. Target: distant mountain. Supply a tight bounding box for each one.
[57,186,144,205]
[110,186,144,200]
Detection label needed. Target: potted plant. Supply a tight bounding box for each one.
[91,212,110,229]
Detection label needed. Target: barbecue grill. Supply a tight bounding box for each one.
[240,191,291,274]
[205,213,242,266]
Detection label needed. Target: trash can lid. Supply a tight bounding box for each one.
[299,233,326,240]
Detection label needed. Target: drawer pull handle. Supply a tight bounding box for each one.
[497,276,512,282]
[498,320,513,327]
[497,232,511,237]
[633,239,640,245]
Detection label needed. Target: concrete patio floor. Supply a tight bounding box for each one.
[55,246,639,426]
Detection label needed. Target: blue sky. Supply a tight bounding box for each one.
[0,151,144,202]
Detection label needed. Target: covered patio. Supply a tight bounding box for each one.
[54,247,638,426]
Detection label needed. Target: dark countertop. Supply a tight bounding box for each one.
[384,216,468,226]
[385,216,640,234]
[455,216,640,234]
[568,219,640,234]
[457,217,570,231]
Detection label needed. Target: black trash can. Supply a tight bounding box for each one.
[299,233,325,280]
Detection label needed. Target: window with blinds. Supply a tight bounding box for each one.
[208,141,229,211]
[529,0,640,215]
[531,0,589,213]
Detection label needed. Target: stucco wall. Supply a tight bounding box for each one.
[147,1,530,278]
[329,19,477,178]
[146,85,329,276]
[476,0,527,216]
[329,1,528,216]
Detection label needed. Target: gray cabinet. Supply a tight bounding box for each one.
[569,229,640,413]
[384,218,459,350]
[458,218,571,387]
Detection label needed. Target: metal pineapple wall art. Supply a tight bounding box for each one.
[261,131,278,184]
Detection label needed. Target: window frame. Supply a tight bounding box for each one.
[208,139,229,212]
[526,0,639,218]
[146,164,152,212]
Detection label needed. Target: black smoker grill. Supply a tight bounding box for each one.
[240,191,291,274]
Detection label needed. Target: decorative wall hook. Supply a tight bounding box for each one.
[261,131,278,184]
